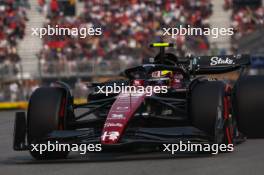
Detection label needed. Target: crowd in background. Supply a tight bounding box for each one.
[0,0,217,101]
[37,0,213,75]
[0,79,39,102]
[2,0,264,102]
[0,78,88,102]
[224,0,264,52]
[0,0,29,77]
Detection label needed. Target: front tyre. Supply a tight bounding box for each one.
[27,87,70,160]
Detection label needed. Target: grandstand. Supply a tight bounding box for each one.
[0,0,263,103]
[226,0,264,53]
[18,0,44,78]
[209,0,232,54]
[0,0,29,80]
[37,0,214,78]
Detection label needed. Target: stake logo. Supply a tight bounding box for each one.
[210,57,234,66]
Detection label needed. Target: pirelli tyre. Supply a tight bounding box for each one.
[233,75,264,138]
[27,87,69,160]
[190,81,233,144]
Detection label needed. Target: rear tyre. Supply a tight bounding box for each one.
[190,81,233,144]
[234,75,264,138]
[27,87,69,160]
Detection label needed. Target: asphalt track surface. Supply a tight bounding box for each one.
[0,110,264,175]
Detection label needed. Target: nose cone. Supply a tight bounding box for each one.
[100,93,147,144]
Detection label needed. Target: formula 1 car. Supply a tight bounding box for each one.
[13,43,264,160]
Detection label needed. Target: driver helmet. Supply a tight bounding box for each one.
[151,70,173,78]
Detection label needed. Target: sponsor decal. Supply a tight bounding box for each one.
[210,57,234,66]
[104,123,123,128]
[111,114,124,119]
[101,131,120,141]
[133,80,144,86]
[108,113,126,120]
[119,93,129,97]
[152,71,161,78]
[116,106,129,111]
[130,93,145,96]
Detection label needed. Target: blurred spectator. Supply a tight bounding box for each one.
[38,0,213,75]
[0,0,29,77]
[226,1,264,52]
[74,78,88,98]
[9,82,18,101]
[224,0,232,10]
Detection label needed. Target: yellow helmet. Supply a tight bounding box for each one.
[161,70,173,76]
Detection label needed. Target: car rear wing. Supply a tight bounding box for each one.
[191,55,251,74]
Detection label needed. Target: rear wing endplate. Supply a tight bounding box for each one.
[192,55,250,74]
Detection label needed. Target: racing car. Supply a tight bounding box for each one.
[13,43,264,160]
